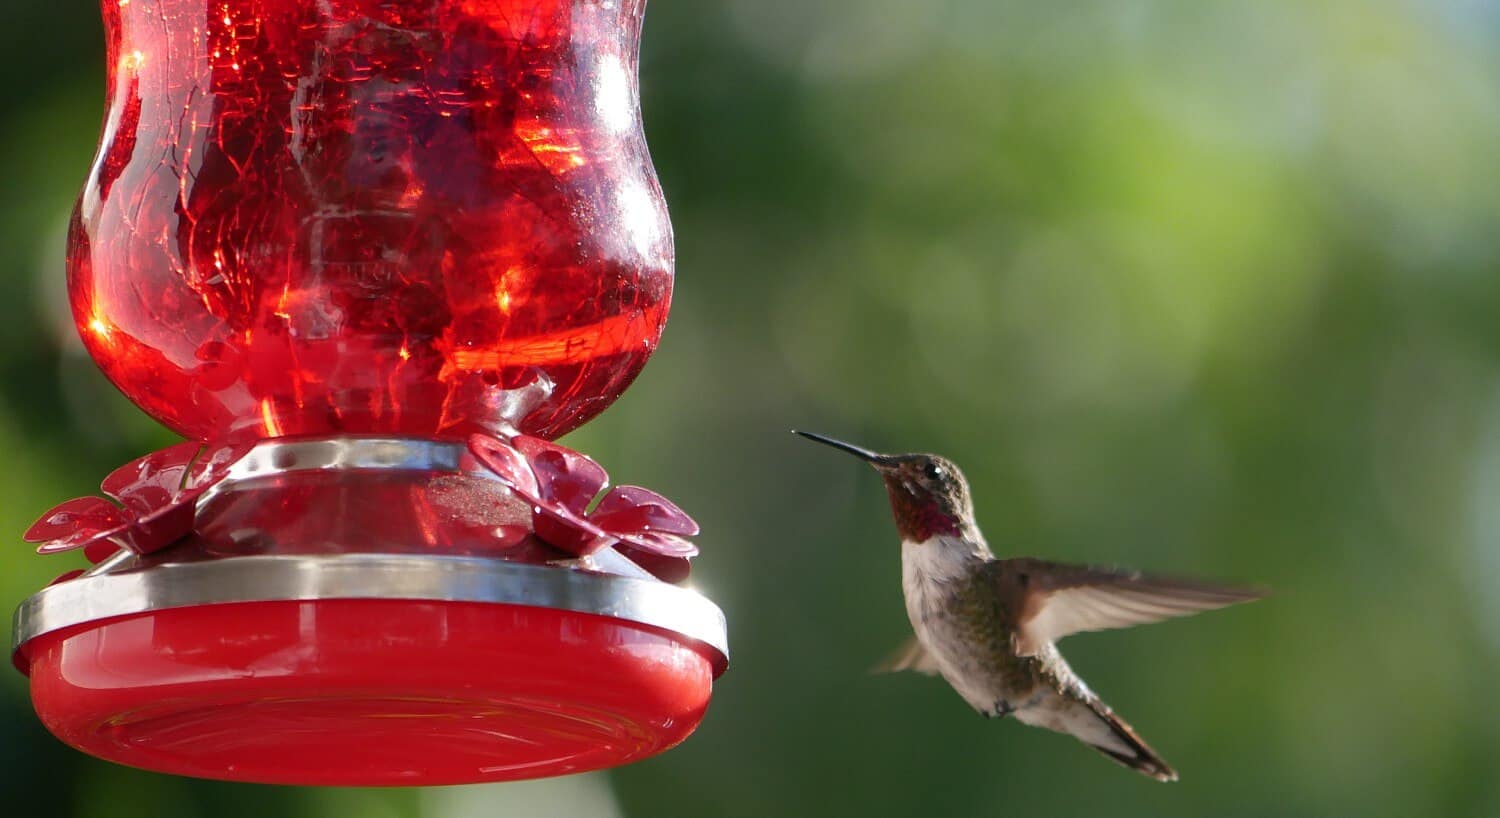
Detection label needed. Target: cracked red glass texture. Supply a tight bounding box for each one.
[69,0,673,442]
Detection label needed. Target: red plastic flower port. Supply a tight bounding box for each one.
[468,434,700,580]
[25,440,253,564]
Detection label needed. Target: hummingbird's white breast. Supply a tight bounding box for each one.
[900,534,1011,715]
[899,535,977,617]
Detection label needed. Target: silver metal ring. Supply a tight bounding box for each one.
[225,436,471,479]
[13,554,729,673]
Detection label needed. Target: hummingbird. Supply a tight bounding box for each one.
[796,431,1265,782]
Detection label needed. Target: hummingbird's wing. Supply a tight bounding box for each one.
[871,636,941,675]
[989,559,1266,656]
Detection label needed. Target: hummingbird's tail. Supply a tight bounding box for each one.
[1013,689,1178,782]
[1078,698,1178,782]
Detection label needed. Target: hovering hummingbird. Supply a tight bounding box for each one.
[796,431,1265,782]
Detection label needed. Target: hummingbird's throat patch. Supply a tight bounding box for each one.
[885,482,962,541]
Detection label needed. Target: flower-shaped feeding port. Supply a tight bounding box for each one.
[25,441,251,568]
[12,0,728,787]
[470,434,700,581]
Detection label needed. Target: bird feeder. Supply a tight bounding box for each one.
[10,0,727,786]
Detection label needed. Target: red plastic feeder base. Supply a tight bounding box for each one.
[13,556,728,786]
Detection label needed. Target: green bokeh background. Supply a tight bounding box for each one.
[4,1,1499,815]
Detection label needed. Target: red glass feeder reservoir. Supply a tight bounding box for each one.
[12,0,727,786]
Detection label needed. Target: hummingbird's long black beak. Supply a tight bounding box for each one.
[793,430,898,467]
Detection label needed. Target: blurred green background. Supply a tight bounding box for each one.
[4,0,1500,815]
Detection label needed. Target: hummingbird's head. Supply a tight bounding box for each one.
[795,431,976,542]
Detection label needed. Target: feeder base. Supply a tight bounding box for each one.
[13,556,727,786]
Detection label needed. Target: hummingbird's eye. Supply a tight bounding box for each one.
[923,462,944,480]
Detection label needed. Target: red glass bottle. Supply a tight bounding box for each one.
[70,0,673,442]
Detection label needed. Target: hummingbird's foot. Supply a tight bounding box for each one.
[991,700,1015,719]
